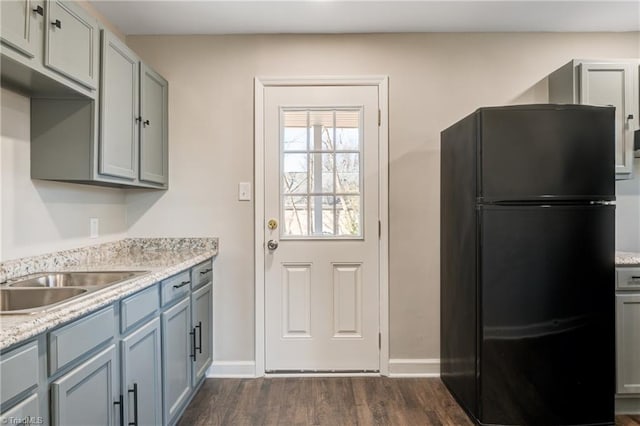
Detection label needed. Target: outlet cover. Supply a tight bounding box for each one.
[89,218,99,238]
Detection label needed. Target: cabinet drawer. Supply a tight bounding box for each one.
[48,306,115,375]
[617,268,640,290]
[0,393,39,424]
[0,341,39,405]
[191,260,213,290]
[121,284,159,334]
[161,271,190,307]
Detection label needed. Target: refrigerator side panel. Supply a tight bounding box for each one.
[479,105,615,202]
[479,205,615,426]
[440,111,479,419]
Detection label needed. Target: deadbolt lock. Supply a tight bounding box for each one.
[268,219,278,230]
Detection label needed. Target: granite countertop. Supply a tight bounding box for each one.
[0,238,218,351]
[616,251,640,266]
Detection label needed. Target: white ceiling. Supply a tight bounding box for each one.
[89,0,640,35]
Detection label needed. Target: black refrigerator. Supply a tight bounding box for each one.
[440,104,616,426]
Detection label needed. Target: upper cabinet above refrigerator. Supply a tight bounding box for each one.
[549,59,639,180]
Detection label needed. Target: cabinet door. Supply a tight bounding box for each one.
[140,63,168,185]
[0,393,40,424]
[580,63,638,176]
[161,297,192,424]
[192,282,213,386]
[51,344,118,426]
[99,30,139,180]
[45,0,99,89]
[0,0,37,57]
[616,293,640,394]
[122,318,162,426]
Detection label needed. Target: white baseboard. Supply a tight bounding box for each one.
[388,358,440,377]
[616,396,640,415]
[206,361,256,378]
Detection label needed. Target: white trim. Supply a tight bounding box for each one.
[388,359,441,378]
[206,361,257,378]
[254,76,390,377]
[615,396,640,415]
[265,372,381,378]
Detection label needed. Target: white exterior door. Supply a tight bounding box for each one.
[263,85,380,372]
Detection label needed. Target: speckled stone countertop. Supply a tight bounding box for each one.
[616,251,640,266]
[0,238,218,351]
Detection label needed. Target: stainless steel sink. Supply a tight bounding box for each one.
[0,288,88,314]
[8,271,146,289]
[0,270,149,314]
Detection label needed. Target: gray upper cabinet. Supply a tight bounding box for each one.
[549,59,639,179]
[121,318,163,426]
[140,64,169,185]
[30,29,169,189]
[0,0,38,58]
[44,0,99,90]
[99,30,139,180]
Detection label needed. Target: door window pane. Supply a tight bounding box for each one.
[282,196,308,237]
[283,154,308,194]
[280,108,363,238]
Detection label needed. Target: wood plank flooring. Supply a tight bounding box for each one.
[179,377,640,426]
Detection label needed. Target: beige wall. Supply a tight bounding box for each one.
[0,88,128,261]
[126,32,640,362]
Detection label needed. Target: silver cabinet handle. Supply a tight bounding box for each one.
[267,240,279,251]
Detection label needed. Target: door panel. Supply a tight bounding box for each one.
[161,297,191,424]
[616,293,640,394]
[479,105,615,202]
[191,283,213,385]
[50,345,117,426]
[122,318,162,426]
[45,0,98,89]
[0,0,35,57]
[479,204,615,425]
[264,85,380,372]
[139,64,168,185]
[580,63,637,175]
[99,30,138,180]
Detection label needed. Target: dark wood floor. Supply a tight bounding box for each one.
[179,377,640,426]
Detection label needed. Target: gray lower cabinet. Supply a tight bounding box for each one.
[615,266,640,415]
[0,393,40,425]
[192,282,213,386]
[616,293,640,394]
[121,317,163,426]
[44,0,99,89]
[162,296,193,424]
[0,259,214,425]
[50,344,118,426]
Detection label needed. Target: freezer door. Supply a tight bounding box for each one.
[479,105,615,202]
[479,204,615,426]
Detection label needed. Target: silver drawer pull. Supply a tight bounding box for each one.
[173,280,190,289]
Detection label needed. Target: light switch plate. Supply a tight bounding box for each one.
[239,182,251,201]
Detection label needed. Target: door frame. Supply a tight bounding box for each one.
[254,76,390,376]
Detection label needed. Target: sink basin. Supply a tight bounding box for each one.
[0,288,88,314]
[8,271,147,289]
